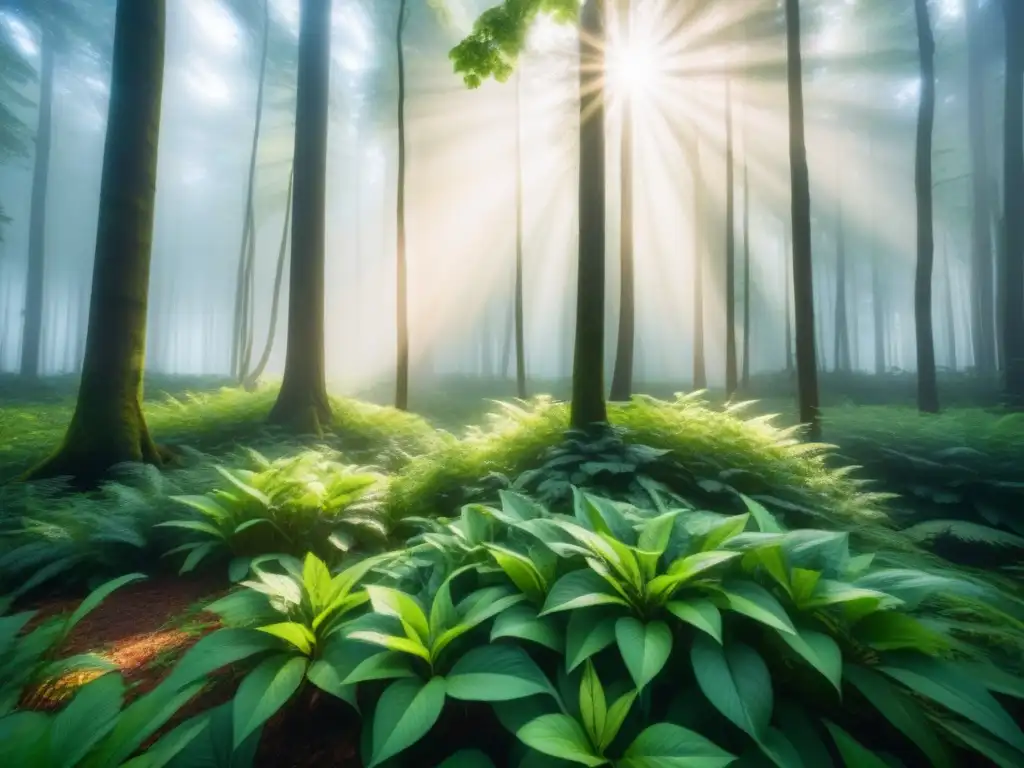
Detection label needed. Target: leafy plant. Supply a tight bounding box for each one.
[0,573,145,712]
[159,450,388,579]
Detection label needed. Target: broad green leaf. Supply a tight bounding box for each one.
[775,627,842,692]
[179,542,217,575]
[50,673,125,768]
[565,610,618,672]
[120,715,210,768]
[437,749,497,768]
[959,661,1024,700]
[306,658,358,708]
[936,719,1024,768]
[430,571,462,642]
[169,494,232,522]
[853,569,967,609]
[156,520,226,539]
[447,644,554,702]
[369,677,447,767]
[492,604,564,651]
[232,654,308,749]
[347,630,431,662]
[702,514,750,551]
[744,546,791,597]
[602,690,637,751]
[615,618,672,691]
[823,721,890,768]
[215,466,272,507]
[666,599,722,643]
[328,552,392,605]
[366,586,430,645]
[87,682,206,766]
[257,622,316,655]
[879,656,1024,753]
[0,609,37,656]
[579,661,607,749]
[517,714,606,767]
[741,495,783,534]
[853,612,950,655]
[541,570,629,616]
[620,722,736,768]
[844,664,953,768]
[302,554,334,614]
[662,550,741,586]
[758,726,806,768]
[775,702,832,768]
[636,511,681,578]
[64,573,146,636]
[691,635,772,740]
[0,711,50,764]
[789,569,821,605]
[162,628,279,690]
[460,586,528,627]
[487,545,548,603]
[499,490,545,522]
[718,581,795,634]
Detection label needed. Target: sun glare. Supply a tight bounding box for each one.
[608,44,658,95]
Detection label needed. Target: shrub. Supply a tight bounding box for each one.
[159,448,389,580]
[140,489,1024,767]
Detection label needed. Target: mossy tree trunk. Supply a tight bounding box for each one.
[1002,0,1024,406]
[834,181,850,372]
[691,136,707,390]
[513,68,527,398]
[783,219,793,373]
[724,79,737,398]
[232,0,270,382]
[20,9,55,379]
[966,0,996,374]
[913,0,939,414]
[244,168,293,390]
[570,0,608,429]
[395,0,410,410]
[25,0,166,484]
[943,232,957,371]
[610,0,634,402]
[268,0,332,433]
[784,0,820,439]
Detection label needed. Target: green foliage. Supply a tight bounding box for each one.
[449,0,578,88]
[109,486,1022,766]
[0,573,143,713]
[159,449,388,578]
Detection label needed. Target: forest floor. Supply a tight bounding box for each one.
[2,371,1023,766]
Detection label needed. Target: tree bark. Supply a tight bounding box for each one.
[741,159,751,388]
[268,0,332,433]
[395,0,410,410]
[513,68,527,398]
[232,0,270,381]
[570,0,608,429]
[1002,0,1024,406]
[20,13,55,379]
[965,0,996,374]
[691,136,706,390]
[783,218,793,373]
[244,168,293,389]
[833,178,850,371]
[610,0,634,402]
[724,79,737,397]
[943,231,957,371]
[913,0,939,413]
[25,0,166,485]
[784,0,820,438]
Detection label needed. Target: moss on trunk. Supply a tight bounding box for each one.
[25,0,166,485]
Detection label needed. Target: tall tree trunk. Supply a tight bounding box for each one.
[784,0,820,438]
[783,219,793,372]
[244,168,293,389]
[691,136,706,390]
[570,0,607,429]
[513,68,527,398]
[833,182,850,371]
[20,15,55,378]
[26,0,166,484]
[966,0,997,374]
[724,78,738,397]
[943,231,957,371]
[268,0,332,433]
[913,0,939,413]
[610,0,634,401]
[741,159,751,388]
[395,0,410,409]
[1003,0,1024,405]
[232,0,270,381]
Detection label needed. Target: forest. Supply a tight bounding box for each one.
[1,0,1024,765]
